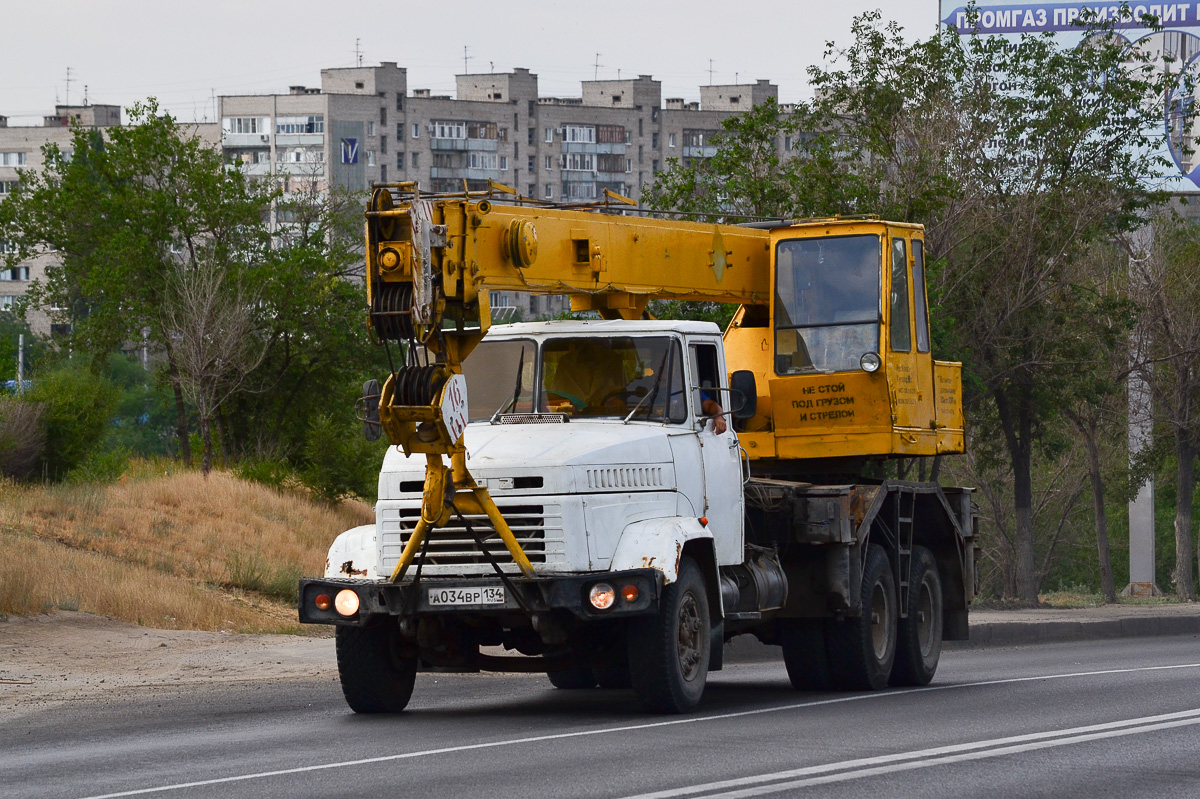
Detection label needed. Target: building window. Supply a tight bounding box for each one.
[625,130,632,144]
[468,152,499,170]
[626,158,632,173]
[544,184,553,199]
[652,133,659,148]
[412,123,420,138]
[0,295,13,311]
[432,152,453,168]
[0,180,16,194]
[564,125,596,144]
[544,155,553,170]
[527,156,535,171]
[528,128,535,145]
[652,159,659,173]
[397,152,405,169]
[275,115,324,134]
[411,152,420,167]
[562,153,595,171]
[597,125,625,143]
[396,92,404,111]
[367,151,376,166]
[499,156,508,171]
[381,165,387,182]
[368,121,376,137]
[432,120,467,139]
[528,184,536,196]
[380,135,387,154]
[380,107,387,125]
[668,133,676,148]
[545,128,553,143]
[222,118,264,135]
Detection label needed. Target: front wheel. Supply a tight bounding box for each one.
[825,543,897,691]
[628,557,711,713]
[890,545,944,686]
[336,619,418,713]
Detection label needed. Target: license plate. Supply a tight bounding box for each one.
[426,585,506,606]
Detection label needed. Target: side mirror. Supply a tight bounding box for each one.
[360,378,382,441]
[730,370,757,420]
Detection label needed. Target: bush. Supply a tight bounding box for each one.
[67,446,131,484]
[234,455,297,489]
[26,363,121,481]
[299,413,386,504]
[0,398,46,479]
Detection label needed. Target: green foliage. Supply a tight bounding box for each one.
[647,300,737,329]
[222,551,302,603]
[67,447,131,485]
[0,312,45,388]
[26,362,120,481]
[233,455,298,489]
[299,412,387,504]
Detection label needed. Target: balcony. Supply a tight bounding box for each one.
[275,133,324,147]
[683,145,718,158]
[431,137,499,152]
[430,167,502,181]
[562,142,625,155]
[223,133,272,147]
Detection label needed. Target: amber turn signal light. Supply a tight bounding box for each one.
[621,584,639,603]
[314,593,332,611]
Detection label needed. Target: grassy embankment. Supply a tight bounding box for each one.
[0,460,372,633]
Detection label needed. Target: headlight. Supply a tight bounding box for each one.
[588,583,616,610]
[334,589,361,616]
[860,352,882,373]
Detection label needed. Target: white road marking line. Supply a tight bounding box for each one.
[78,661,1200,799]
[617,708,1200,798]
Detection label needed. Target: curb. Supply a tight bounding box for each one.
[952,615,1200,649]
[720,614,1200,664]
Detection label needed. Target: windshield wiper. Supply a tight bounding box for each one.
[489,345,526,424]
[624,347,672,425]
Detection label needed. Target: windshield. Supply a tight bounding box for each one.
[774,234,881,373]
[539,336,686,422]
[461,338,536,421]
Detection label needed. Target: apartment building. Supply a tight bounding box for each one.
[219,63,775,318]
[3,65,777,328]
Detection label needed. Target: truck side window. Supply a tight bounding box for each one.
[912,239,930,354]
[889,238,911,353]
[690,343,721,415]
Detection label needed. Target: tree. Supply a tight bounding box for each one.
[648,11,1177,600]
[160,259,267,474]
[0,99,274,466]
[1131,211,1200,599]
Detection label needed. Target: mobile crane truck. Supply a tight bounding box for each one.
[298,183,975,714]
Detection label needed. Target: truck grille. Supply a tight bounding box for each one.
[379,504,548,569]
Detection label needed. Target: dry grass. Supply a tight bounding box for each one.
[0,459,372,633]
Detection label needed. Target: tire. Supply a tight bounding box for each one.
[825,543,897,691]
[627,557,711,713]
[335,619,418,713]
[890,545,944,687]
[594,664,632,689]
[547,668,598,689]
[779,619,833,691]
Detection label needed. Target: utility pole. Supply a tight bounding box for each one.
[16,333,24,394]
[464,46,471,74]
[355,38,363,67]
[65,66,72,108]
[594,53,603,80]
[708,59,714,85]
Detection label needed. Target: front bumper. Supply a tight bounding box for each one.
[298,569,662,626]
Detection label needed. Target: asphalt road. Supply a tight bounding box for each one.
[5,635,1200,799]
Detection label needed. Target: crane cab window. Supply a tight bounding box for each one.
[913,239,930,353]
[539,336,685,422]
[774,235,881,374]
[890,238,911,352]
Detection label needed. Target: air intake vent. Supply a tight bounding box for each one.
[585,466,665,490]
[380,505,547,566]
[497,413,569,424]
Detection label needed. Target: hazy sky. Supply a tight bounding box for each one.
[1,1,937,126]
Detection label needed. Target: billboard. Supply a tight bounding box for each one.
[939,1,1200,192]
